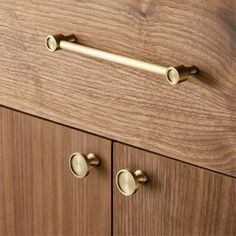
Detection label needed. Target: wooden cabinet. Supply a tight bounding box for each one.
[0,107,112,236]
[113,143,236,236]
[0,0,236,235]
[0,1,235,175]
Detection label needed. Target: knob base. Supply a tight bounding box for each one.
[87,153,100,167]
[134,170,148,184]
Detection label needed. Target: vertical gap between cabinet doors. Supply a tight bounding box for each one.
[111,140,114,236]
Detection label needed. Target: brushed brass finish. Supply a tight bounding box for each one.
[45,34,198,85]
[116,169,148,196]
[69,152,100,178]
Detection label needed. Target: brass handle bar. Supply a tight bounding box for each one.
[45,34,198,85]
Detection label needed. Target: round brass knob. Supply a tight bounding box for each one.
[116,169,148,196]
[69,152,100,178]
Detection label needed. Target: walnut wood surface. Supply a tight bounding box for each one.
[0,1,235,175]
[113,143,236,236]
[0,106,112,236]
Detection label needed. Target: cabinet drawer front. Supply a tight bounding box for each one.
[0,106,111,236]
[113,143,236,236]
[0,1,235,175]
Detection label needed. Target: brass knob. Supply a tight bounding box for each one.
[69,152,100,178]
[116,169,148,196]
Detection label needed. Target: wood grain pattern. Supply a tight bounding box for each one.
[0,1,235,175]
[113,142,236,236]
[0,106,112,236]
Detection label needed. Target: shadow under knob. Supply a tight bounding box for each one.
[69,152,100,178]
[116,169,148,196]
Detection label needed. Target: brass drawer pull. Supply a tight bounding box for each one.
[116,169,148,196]
[45,34,198,85]
[69,152,100,178]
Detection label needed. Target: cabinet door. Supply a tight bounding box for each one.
[113,143,236,236]
[0,106,111,236]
